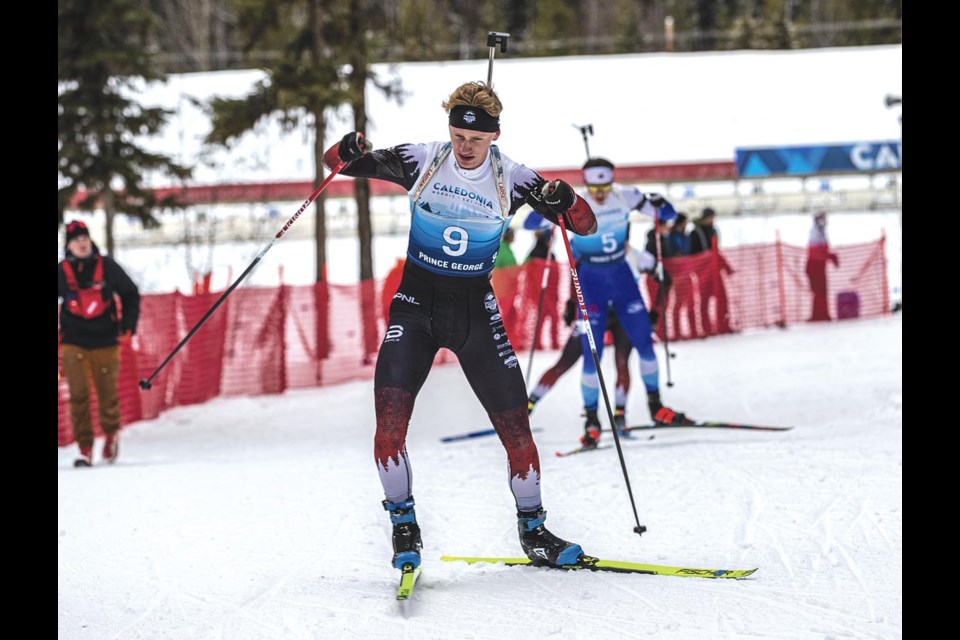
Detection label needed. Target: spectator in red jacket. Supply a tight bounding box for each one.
[805,211,840,321]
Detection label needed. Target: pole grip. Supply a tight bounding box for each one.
[486,32,510,85]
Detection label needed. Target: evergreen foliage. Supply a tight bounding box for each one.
[58,0,192,253]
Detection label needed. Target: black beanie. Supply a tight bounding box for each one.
[65,220,90,245]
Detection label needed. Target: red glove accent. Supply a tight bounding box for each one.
[563,197,598,236]
[322,142,343,171]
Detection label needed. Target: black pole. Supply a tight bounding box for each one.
[652,213,674,387]
[574,124,594,159]
[139,161,347,390]
[486,32,510,86]
[555,213,647,536]
[524,232,556,386]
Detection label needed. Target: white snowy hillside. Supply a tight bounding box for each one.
[130,45,902,186]
[58,313,902,640]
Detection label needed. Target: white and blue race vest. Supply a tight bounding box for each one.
[570,184,656,265]
[406,142,511,277]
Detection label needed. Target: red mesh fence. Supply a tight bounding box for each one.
[58,239,890,445]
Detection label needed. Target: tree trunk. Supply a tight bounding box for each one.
[349,1,374,281]
[353,94,372,280]
[313,109,328,283]
[103,190,116,256]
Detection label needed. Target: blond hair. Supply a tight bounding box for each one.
[441,81,503,117]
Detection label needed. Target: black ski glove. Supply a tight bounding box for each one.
[337,132,372,163]
[526,180,597,236]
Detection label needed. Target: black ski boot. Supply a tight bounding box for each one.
[580,410,601,447]
[383,498,422,569]
[613,405,627,433]
[527,394,539,416]
[517,508,584,567]
[647,391,695,426]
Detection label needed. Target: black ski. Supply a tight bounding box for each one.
[555,444,612,457]
[607,421,794,433]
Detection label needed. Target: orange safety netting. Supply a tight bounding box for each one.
[57,238,889,446]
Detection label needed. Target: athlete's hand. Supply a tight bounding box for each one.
[526,180,597,236]
[647,192,668,208]
[337,132,372,163]
[526,180,575,216]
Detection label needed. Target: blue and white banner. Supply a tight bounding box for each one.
[735,141,901,177]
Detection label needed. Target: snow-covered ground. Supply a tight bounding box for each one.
[58,313,902,640]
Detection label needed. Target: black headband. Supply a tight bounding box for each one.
[448,105,499,132]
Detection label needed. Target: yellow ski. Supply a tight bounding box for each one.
[396,563,422,600]
[440,555,756,579]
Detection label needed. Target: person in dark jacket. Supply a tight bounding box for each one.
[521,213,562,349]
[645,220,676,333]
[665,213,700,338]
[689,207,734,334]
[688,207,719,255]
[58,220,140,467]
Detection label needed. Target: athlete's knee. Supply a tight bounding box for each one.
[489,405,534,449]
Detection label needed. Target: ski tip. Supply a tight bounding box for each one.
[396,564,422,601]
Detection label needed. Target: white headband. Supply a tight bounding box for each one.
[583,166,613,185]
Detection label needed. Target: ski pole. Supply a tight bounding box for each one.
[139,160,348,390]
[555,213,647,536]
[652,212,675,387]
[573,123,594,159]
[524,230,556,386]
[486,32,510,86]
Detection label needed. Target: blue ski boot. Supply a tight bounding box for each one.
[613,406,627,434]
[384,498,422,569]
[517,508,584,567]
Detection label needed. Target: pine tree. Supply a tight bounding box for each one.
[205,0,402,283]
[58,0,192,255]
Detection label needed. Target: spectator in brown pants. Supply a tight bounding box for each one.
[61,343,122,459]
[58,221,140,467]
